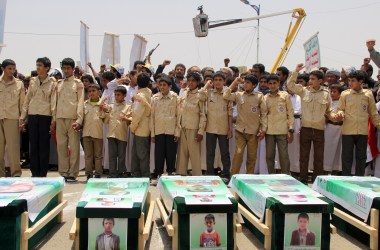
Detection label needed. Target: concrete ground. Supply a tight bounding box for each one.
[26,170,369,250]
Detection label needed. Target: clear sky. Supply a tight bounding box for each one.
[1,0,379,75]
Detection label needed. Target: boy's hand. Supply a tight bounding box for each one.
[287,132,294,144]
[204,80,213,90]
[367,39,376,51]
[230,77,242,89]
[224,58,230,67]
[295,63,305,73]
[227,128,233,139]
[257,130,265,140]
[71,122,81,132]
[151,137,156,143]
[87,62,93,68]
[195,134,203,142]
[364,57,371,65]
[162,60,171,66]
[174,136,179,142]
[334,113,345,121]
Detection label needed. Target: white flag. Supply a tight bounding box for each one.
[129,34,147,70]
[303,32,321,73]
[0,0,7,55]
[80,21,90,73]
[100,32,120,69]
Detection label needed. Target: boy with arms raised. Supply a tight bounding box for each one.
[199,72,233,180]
[223,74,267,175]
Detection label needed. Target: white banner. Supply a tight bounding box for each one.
[80,21,90,73]
[0,0,7,55]
[129,34,147,70]
[303,32,321,73]
[100,32,120,69]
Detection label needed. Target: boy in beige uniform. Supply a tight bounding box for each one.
[20,57,56,177]
[223,74,267,175]
[264,74,294,174]
[103,86,132,178]
[131,73,152,178]
[0,59,25,177]
[199,72,233,179]
[82,84,104,180]
[177,72,207,176]
[287,63,335,183]
[150,76,180,177]
[54,58,84,182]
[335,70,380,176]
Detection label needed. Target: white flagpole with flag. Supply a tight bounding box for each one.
[100,32,121,68]
[303,32,321,73]
[80,21,90,73]
[0,0,7,55]
[129,34,147,70]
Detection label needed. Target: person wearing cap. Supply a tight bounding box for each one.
[110,64,125,79]
[130,72,152,178]
[176,71,207,176]
[325,69,341,88]
[150,76,180,177]
[0,59,25,177]
[199,72,233,180]
[54,58,84,182]
[335,70,380,176]
[287,63,335,184]
[341,66,356,88]
[20,57,56,177]
[223,74,267,175]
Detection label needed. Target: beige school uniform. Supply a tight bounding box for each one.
[55,76,84,178]
[105,102,132,142]
[0,75,25,177]
[176,88,207,176]
[223,88,267,175]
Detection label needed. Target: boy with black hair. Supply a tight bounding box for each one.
[177,71,207,176]
[103,86,132,178]
[335,70,380,176]
[276,66,290,91]
[150,76,180,177]
[83,84,104,180]
[131,72,152,177]
[324,84,343,175]
[0,59,25,177]
[264,74,294,174]
[287,63,335,183]
[223,74,267,175]
[290,213,316,246]
[199,71,233,180]
[200,214,221,247]
[20,57,56,177]
[55,58,84,182]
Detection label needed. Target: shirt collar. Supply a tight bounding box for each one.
[0,74,16,85]
[350,88,364,94]
[64,75,75,81]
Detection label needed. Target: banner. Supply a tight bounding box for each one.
[80,21,90,73]
[129,34,147,70]
[101,32,121,69]
[230,174,325,220]
[313,176,380,221]
[303,32,321,73]
[0,0,7,55]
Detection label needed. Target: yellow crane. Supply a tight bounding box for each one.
[193,6,306,73]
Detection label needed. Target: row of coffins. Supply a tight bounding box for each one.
[0,175,379,249]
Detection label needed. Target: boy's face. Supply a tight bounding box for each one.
[187,76,199,90]
[61,65,74,78]
[88,87,100,100]
[103,219,114,234]
[348,77,362,91]
[268,79,280,92]
[82,78,91,89]
[213,76,225,90]
[36,62,49,75]
[2,65,16,78]
[114,91,126,103]
[159,81,170,95]
[243,80,255,93]
[298,217,309,231]
[330,88,340,101]
[308,75,322,90]
[205,218,214,232]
